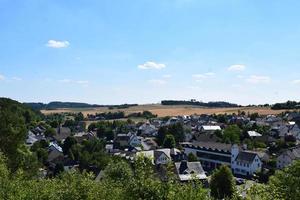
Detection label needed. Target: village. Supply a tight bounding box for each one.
[25,109,300,192]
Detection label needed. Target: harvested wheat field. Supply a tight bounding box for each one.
[41,104,288,117]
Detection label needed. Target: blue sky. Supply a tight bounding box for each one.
[1,0,300,105]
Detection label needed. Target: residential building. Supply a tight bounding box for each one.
[174,160,207,182]
[277,146,300,169]
[231,145,262,176]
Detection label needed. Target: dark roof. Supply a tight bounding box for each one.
[54,127,71,141]
[182,141,232,152]
[175,160,205,175]
[235,151,257,163]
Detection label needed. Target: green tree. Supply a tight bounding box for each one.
[62,136,77,155]
[163,134,176,148]
[187,153,198,162]
[223,125,241,144]
[157,126,168,146]
[104,159,133,182]
[268,160,300,199]
[45,127,56,137]
[210,165,236,199]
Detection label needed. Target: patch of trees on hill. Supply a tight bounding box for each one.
[161,100,239,108]
[24,102,138,110]
[271,101,300,110]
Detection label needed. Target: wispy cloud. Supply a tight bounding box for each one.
[58,79,89,86]
[46,40,70,48]
[76,80,89,85]
[148,79,166,85]
[58,79,72,83]
[187,85,202,90]
[0,74,5,80]
[228,64,246,72]
[192,72,215,80]
[292,79,300,84]
[163,74,172,78]
[246,75,271,84]
[138,61,166,70]
[12,77,22,81]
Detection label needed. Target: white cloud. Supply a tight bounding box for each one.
[12,77,22,81]
[148,79,166,85]
[192,72,215,80]
[46,40,70,48]
[187,86,202,90]
[58,79,72,83]
[236,75,244,79]
[0,74,5,80]
[138,61,166,70]
[292,79,300,84]
[204,72,215,76]
[76,80,89,84]
[163,74,172,78]
[246,75,271,84]
[192,74,206,79]
[228,64,246,72]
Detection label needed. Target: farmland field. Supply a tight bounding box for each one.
[40,104,289,117]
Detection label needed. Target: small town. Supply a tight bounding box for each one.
[1,98,298,199]
[1,1,300,199]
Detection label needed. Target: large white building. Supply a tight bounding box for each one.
[182,142,262,176]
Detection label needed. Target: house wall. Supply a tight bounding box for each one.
[232,155,262,176]
[277,154,292,169]
[184,147,231,169]
[156,153,171,165]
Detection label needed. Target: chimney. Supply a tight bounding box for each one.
[179,160,188,173]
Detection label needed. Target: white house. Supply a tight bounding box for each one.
[182,142,262,176]
[136,148,178,165]
[199,125,221,134]
[174,160,207,182]
[231,145,262,176]
[247,131,262,138]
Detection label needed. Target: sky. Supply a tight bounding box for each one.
[1,0,300,105]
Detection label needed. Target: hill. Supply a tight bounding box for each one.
[24,101,138,110]
[161,100,239,107]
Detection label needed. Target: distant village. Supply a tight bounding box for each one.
[26,109,300,189]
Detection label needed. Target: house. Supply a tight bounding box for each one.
[276,146,300,169]
[154,150,171,165]
[47,142,64,163]
[136,148,181,165]
[182,142,232,170]
[73,131,96,143]
[198,125,221,134]
[182,142,262,176]
[166,117,180,126]
[231,145,262,176]
[174,160,207,182]
[129,135,142,147]
[26,126,46,146]
[54,126,71,142]
[26,131,39,146]
[247,131,262,138]
[138,123,157,136]
[142,137,158,150]
[114,132,133,148]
